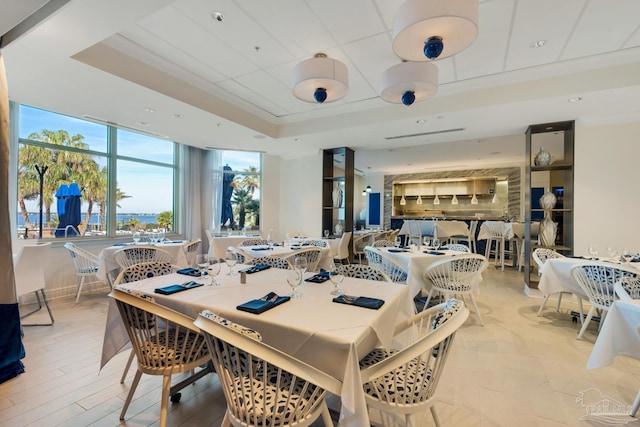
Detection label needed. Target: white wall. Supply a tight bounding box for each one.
[574,120,640,255]
[260,153,281,240]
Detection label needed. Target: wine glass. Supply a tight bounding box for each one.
[132,231,141,244]
[432,238,440,249]
[606,244,618,259]
[423,236,431,248]
[588,244,599,259]
[286,268,302,299]
[294,256,308,279]
[196,254,212,285]
[209,257,222,286]
[328,264,344,296]
[623,248,634,263]
[324,229,330,238]
[394,236,402,248]
[225,250,238,275]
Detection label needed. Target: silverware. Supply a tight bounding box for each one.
[341,295,357,304]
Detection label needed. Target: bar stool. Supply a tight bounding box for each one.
[482,221,514,270]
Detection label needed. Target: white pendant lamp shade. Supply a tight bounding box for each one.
[451,194,459,205]
[433,194,440,205]
[381,61,438,105]
[416,195,423,204]
[492,193,499,204]
[293,53,348,103]
[392,0,479,62]
[400,195,407,205]
[471,194,478,204]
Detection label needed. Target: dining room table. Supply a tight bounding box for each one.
[398,220,469,243]
[209,235,256,258]
[238,243,334,270]
[101,265,412,427]
[96,240,190,283]
[587,299,640,416]
[290,236,340,257]
[375,246,472,298]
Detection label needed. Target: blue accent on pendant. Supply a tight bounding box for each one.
[314,88,327,103]
[424,36,444,59]
[401,91,416,106]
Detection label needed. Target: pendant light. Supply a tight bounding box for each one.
[451,194,459,205]
[492,193,499,204]
[471,180,478,204]
[400,195,407,205]
[433,182,440,205]
[293,53,348,103]
[416,194,423,204]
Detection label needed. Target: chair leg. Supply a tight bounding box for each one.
[577,297,585,326]
[120,369,142,421]
[630,389,640,416]
[469,293,484,326]
[75,276,86,304]
[500,238,505,271]
[21,289,54,326]
[320,402,333,426]
[159,374,171,427]
[120,350,135,384]
[555,292,563,312]
[537,294,551,316]
[577,307,596,339]
[430,405,441,427]
[423,289,435,310]
[222,410,232,427]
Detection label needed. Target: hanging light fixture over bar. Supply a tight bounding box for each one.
[381,61,438,105]
[293,53,348,103]
[392,0,479,62]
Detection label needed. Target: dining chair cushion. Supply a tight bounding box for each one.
[431,299,464,330]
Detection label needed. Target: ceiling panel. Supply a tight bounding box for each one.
[341,33,397,96]
[305,0,387,45]
[0,0,49,36]
[216,78,293,117]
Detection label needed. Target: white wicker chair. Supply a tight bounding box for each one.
[570,262,639,339]
[615,276,640,300]
[64,242,106,304]
[249,256,291,270]
[358,299,469,427]
[111,288,213,427]
[365,247,408,284]
[372,239,396,248]
[284,246,324,272]
[113,245,174,269]
[423,254,488,326]
[181,239,201,267]
[194,311,342,427]
[15,242,54,326]
[337,264,390,282]
[533,248,568,316]
[238,238,269,247]
[353,233,373,264]
[444,243,471,253]
[305,239,328,248]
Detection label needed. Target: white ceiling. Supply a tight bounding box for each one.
[2,0,640,175]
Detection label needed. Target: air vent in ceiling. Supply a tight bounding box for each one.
[385,127,466,140]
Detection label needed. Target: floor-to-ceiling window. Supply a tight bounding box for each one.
[16,104,177,238]
[217,150,261,232]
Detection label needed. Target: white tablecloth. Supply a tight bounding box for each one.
[377,248,466,297]
[239,244,333,271]
[477,221,515,241]
[209,236,252,258]
[398,220,469,241]
[97,241,189,282]
[538,258,591,299]
[102,267,411,427]
[588,299,640,369]
[291,237,340,257]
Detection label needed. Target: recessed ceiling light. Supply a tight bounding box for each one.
[144,107,155,113]
[568,97,582,102]
[212,11,224,22]
[173,113,182,119]
[416,119,426,124]
[530,40,546,48]
[294,138,301,142]
[137,122,150,127]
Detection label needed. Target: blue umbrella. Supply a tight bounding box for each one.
[55,182,82,237]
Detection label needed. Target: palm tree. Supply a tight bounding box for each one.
[157,211,173,231]
[125,217,140,230]
[238,167,260,195]
[231,188,255,229]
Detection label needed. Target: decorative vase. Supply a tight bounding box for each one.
[539,188,557,210]
[534,147,551,167]
[359,208,366,220]
[539,216,557,247]
[334,221,343,236]
[332,183,343,208]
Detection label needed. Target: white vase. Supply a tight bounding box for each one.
[332,183,343,208]
[539,216,557,247]
[534,147,551,167]
[539,188,557,210]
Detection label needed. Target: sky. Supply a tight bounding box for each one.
[18,105,260,214]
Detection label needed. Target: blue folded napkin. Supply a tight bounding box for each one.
[237,292,290,314]
[425,250,445,255]
[631,257,640,263]
[113,243,127,246]
[177,267,205,277]
[239,264,271,274]
[305,273,330,283]
[566,255,584,259]
[388,248,409,253]
[332,295,384,310]
[252,247,272,251]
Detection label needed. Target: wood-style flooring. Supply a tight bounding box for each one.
[2,266,640,426]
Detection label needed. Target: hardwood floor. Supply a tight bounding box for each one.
[2,266,640,426]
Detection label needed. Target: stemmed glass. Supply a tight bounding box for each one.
[225,250,238,275]
[606,244,618,259]
[623,248,634,263]
[208,257,222,286]
[294,256,308,281]
[588,244,599,259]
[197,254,213,286]
[328,264,344,296]
[432,238,440,249]
[132,231,141,244]
[395,236,402,248]
[324,229,330,238]
[286,267,303,299]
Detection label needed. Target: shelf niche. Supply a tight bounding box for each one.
[322,148,354,259]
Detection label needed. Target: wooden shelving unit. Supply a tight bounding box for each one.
[322,148,354,260]
[524,121,574,289]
